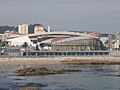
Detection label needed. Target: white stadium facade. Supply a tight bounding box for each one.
[6,31,106,51]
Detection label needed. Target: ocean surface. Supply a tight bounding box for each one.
[0,64,120,90]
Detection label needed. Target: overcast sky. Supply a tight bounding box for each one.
[0,0,120,33]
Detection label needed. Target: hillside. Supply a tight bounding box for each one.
[0,24,46,34]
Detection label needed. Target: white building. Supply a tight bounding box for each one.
[7,36,33,46]
[47,26,51,32]
[18,24,28,35]
[34,26,45,33]
[114,40,119,49]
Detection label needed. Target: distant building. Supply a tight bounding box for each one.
[0,34,4,41]
[114,40,119,49]
[18,24,28,35]
[47,26,51,32]
[100,33,120,50]
[99,34,109,49]
[34,26,45,33]
[4,30,20,39]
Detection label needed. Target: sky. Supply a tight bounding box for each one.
[0,0,120,33]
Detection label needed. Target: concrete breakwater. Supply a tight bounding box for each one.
[0,56,120,66]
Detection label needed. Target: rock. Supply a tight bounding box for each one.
[60,69,81,72]
[14,78,25,80]
[20,87,39,90]
[14,67,81,76]
[14,67,60,76]
[23,83,47,87]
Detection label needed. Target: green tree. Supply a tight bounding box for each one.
[22,42,28,51]
[1,41,8,47]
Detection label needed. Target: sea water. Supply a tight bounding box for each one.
[0,65,120,90]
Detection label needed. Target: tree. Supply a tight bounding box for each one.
[1,41,8,47]
[36,44,40,50]
[22,42,28,51]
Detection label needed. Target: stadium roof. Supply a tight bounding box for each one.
[53,36,95,44]
[40,36,96,44]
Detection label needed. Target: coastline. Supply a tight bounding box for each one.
[0,56,61,66]
[0,56,120,66]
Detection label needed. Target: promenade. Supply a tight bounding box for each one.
[0,56,120,66]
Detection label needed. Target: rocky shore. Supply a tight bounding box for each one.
[14,67,61,76]
[14,67,81,76]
